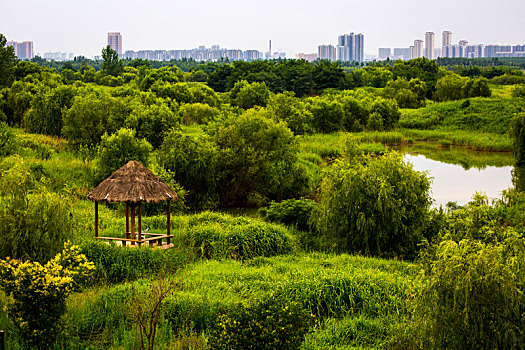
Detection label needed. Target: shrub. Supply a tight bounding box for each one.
[512,84,525,98]
[208,295,315,350]
[0,122,16,156]
[179,103,220,125]
[96,128,152,181]
[0,242,95,350]
[414,232,525,349]
[259,198,316,232]
[312,151,431,258]
[79,240,186,284]
[0,157,76,262]
[180,211,296,260]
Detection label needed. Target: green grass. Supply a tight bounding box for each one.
[53,252,418,349]
[400,97,525,134]
[400,128,512,151]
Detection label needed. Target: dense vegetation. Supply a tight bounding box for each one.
[1,35,525,349]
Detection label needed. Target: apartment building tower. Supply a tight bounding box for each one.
[425,32,435,59]
[107,32,122,55]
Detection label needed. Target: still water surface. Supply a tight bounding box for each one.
[405,153,513,207]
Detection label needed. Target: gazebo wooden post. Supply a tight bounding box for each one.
[166,199,171,245]
[130,203,136,245]
[94,201,99,238]
[126,204,130,239]
[138,202,142,247]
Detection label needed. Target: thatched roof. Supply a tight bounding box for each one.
[88,161,178,203]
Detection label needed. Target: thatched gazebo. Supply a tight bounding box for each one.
[88,161,178,247]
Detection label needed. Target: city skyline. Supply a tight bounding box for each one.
[1,0,524,58]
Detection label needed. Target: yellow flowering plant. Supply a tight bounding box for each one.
[0,242,95,350]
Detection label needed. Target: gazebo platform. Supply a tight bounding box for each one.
[87,161,179,247]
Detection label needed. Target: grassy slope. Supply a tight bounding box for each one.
[59,253,417,349]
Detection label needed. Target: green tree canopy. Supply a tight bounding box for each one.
[101,45,124,77]
[0,33,18,87]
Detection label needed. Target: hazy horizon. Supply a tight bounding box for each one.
[2,0,524,58]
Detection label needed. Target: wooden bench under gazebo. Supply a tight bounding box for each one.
[88,161,178,247]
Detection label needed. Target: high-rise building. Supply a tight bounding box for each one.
[107,32,122,55]
[7,40,34,60]
[355,33,364,62]
[378,48,391,60]
[335,32,364,62]
[412,40,424,59]
[425,32,435,59]
[318,45,337,61]
[442,31,452,55]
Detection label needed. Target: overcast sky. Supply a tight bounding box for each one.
[1,0,524,58]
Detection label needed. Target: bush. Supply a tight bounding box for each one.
[259,198,316,232]
[0,243,95,349]
[180,211,296,260]
[208,295,315,350]
[312,151,431,258]
[96,128,152,181]
[512,84,525,98]
[0,157,77,262]
[79,240,186,284]
[0,122,16,156]
[179,103,220,125]
[414,232,525,349]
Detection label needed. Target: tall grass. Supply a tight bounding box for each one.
[401,129,512,151]
[56,252,417,349]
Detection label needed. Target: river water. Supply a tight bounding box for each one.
[404,152,514,207]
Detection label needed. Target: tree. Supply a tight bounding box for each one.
[267,92,313,135]
[511,112,525,166]
[307,97,344,133]
[0,33,18,87]
[230,80,271,109]
[125,103,179,148]
[157,129,218,209]
[434,73,468,101]
[211,110,298,207]
[96,128,152,181]
[101,45,123,77]
[127,273,182,350]
[312,151,431,258]
[62,92,131,147]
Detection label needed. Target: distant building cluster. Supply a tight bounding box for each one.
[7,40,34,60]
[40,52,74,61]
[318,32,365,62]
[295,53,318,62]
[123,44,282,62]
[379,31,525,60]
